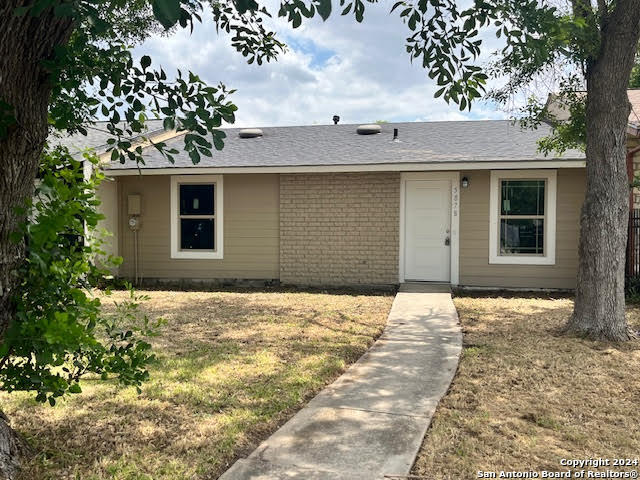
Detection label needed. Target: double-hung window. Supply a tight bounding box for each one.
[489,170,556,265]
[170,175,224,259]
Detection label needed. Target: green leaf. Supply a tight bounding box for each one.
[163,117,176,131]
[292,11,302,28]
[193,135,212,147]
[140,55,151,69]
[53,3,74,17]
[391,0,404,12]
[188,150,201,164]
[13,5,30,16]
[235,0,257,14]
[68,383,82,394]
[316,0,332,21]
[408,12,418,31]
[152,0,182,29]
[213,136,225,151]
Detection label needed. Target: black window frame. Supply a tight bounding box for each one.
[498,179,546,256]
[178,183,216,252]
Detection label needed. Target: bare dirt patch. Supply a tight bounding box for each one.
[0,288,393,480]
[412,293,640,479]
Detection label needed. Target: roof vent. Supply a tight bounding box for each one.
[238,128,263,138]
[356,124,381,135]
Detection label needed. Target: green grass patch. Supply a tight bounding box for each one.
[1,288,393,480]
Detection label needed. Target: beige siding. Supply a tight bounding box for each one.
[95,178,119,270]
[109,167,584,289]
[458,168,586,289]
[117,174,279,280]
[279,172,400,286]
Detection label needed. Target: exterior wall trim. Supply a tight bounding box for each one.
[399,171,460,285]
[488,169,557,265]
[106,160,586,176]
[170,174,224,259]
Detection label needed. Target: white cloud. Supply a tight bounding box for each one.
[135,5,507,127]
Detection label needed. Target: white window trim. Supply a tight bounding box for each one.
[170,175,224,259]
[489,169,556,265]
[399,171,460,285]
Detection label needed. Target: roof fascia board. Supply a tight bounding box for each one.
[105,159,586,176]
[97,129,183,163]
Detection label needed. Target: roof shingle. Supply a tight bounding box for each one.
[106,120,584,171]
[49,119,165,154]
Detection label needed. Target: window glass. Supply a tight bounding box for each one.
[180,184,214,215]
[500,219,544,255]
[490,171,555,264]
[500,180,545,216]
[180,219,214,250]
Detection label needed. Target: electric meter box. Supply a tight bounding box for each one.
[128,194,141,215]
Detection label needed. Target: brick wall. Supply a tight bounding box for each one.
[279,172,400,286]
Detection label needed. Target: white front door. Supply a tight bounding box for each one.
[404,179,451,282]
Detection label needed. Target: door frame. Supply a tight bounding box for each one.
[399,171,460,285]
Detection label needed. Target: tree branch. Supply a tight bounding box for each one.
[597,0,608,23]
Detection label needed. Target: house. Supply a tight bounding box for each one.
[546,88,640,206]
[546,89,640,277]
[58,119,589,289]
[625,90,640,208]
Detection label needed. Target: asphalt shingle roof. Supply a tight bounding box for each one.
[49,119,165,154]
[546,89,640,133]
[105,120,585,171]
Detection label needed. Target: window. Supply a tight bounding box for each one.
[499,180,545,255]
[170,175,223,259]
[489,170,556,265]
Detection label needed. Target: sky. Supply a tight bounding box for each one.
[134,3,508,127]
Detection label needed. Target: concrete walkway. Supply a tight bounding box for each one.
[219,283,462,480]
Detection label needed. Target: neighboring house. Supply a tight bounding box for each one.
[546,88,640,276]
[547,89,640,206]
[58,119,588,289]
[625,89,640,208]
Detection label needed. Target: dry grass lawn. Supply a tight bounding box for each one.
[412,293,640,479]
[0,288,394,480]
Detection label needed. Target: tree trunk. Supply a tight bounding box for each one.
[568,0,640,341]
[0,413,27,480]
[0,1,75,476]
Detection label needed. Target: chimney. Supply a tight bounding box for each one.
[393,128,399,141]
[333,115,340,125]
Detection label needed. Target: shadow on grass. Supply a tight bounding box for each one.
[103,281,398,297]
[6,289,394,480]
[412,295,640,479]
[452,287,574,301]
[101,292,391,353]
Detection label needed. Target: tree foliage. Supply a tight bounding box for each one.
[630,46,640,88]
[1,0,637,409]
[0,148,163,404]
[10,0,604,162]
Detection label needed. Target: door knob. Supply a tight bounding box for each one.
[444,236,450,246]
